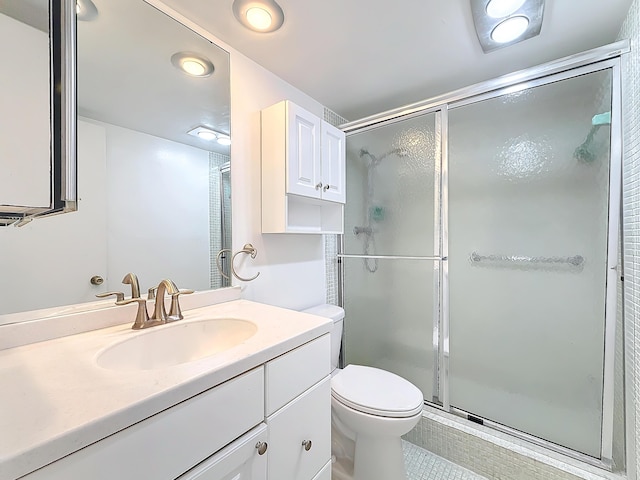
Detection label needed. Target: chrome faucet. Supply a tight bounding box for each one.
[151,279,178,322]
[122,272,141,298]
[150,279,194,323]
[108,276,193,330]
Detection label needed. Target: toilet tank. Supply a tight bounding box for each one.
[301,304,345,371]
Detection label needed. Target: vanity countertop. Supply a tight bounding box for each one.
[0,299,332,480]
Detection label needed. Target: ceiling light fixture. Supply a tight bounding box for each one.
[232,0,284,33]
[491,16,529,43]
[187,126,231,146]
[171,52,214,78]
[485,0,526,18]
[216,134,232,146]
[470,0,545,53]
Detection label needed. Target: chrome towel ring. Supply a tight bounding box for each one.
[215,244,260,282]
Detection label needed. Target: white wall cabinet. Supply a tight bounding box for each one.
[23,335,331,480]
[262,100,345,234]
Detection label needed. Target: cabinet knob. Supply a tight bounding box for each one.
[302,439,312,451]
[256,441,268,455]
[323,184,330,191]
[315,182,323,190]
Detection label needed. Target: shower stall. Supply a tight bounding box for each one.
[338,44,625,468]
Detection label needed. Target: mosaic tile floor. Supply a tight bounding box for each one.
[403,440,488,480]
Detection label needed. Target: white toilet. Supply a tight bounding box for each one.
[302,304,423,480]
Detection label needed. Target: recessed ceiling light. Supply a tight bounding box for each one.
[171,52,214,78]
[491,16,530,43]
[485,0,526,18]
[76,0,98,21]
[232,0,284,33]
[246,7,272,30]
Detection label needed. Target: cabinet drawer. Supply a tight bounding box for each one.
[311,460,332,480]
[265,334,330,415]
[177,424,268,480]
[24,368,264,480]
[267,376,331,480]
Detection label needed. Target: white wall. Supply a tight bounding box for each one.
[229,54,326,310]
[100,121,211,293]
[147,1,329,312]
[0,13,50,208]
[0,121,108,314]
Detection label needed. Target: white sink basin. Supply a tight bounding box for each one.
[97,318,258,371]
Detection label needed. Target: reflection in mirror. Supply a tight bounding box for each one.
[0,0,231,320]
[0,0,77,224]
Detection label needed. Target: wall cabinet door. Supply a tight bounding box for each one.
[286,102,322,199]
[321,120,346,204]
[267,377,331,480]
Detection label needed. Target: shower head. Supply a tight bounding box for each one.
[573,112,611,163]
[359,147,408,166]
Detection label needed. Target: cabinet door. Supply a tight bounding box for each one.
[178,424,268,480]
[286,102,322,199]
[321,121,346,204]
[311,460,331,480]
[267,377,331,480]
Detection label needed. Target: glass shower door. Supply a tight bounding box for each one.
[342,112,440,401]
[447,68,613,458]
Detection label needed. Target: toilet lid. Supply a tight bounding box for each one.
[331,365,424,418]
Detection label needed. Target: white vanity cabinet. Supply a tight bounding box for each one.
[265,334,332,480]
[177,424,268,480]
[19,334,332,480]
[23,368,265,480]
[262,100,345,234]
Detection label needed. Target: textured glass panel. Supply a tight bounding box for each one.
[448,69,612,457]
[344,114,438,257]
[343,257,435,400]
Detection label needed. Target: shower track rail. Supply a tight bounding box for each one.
[469,252,585,267]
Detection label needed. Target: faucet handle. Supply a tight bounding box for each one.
[167,289,194,322]
[116,297,162,330]
[147,286,158,300]
[96,291,125,302]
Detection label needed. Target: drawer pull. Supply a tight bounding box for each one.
[302,439,312,451]
[256,441,268,455]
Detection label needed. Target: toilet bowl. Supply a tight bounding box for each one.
[302,304,424,480]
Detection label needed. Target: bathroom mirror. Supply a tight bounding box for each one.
[0,0,231,320]
[0,0,77,225]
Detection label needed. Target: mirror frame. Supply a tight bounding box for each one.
[0,0,77,226]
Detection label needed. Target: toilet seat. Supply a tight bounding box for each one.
[331,365,423,418]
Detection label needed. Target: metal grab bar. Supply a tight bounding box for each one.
[470,251,585,267]
[337,254,444,261]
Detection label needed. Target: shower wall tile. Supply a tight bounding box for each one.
[404,411,625,480]
[209,152,230,289]
[323,107,348,305]
[619,0,640,478]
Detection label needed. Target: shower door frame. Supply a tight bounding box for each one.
[338,40,628,469]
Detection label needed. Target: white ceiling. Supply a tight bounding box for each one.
[160,0,634,121]
[78,0,231,154]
